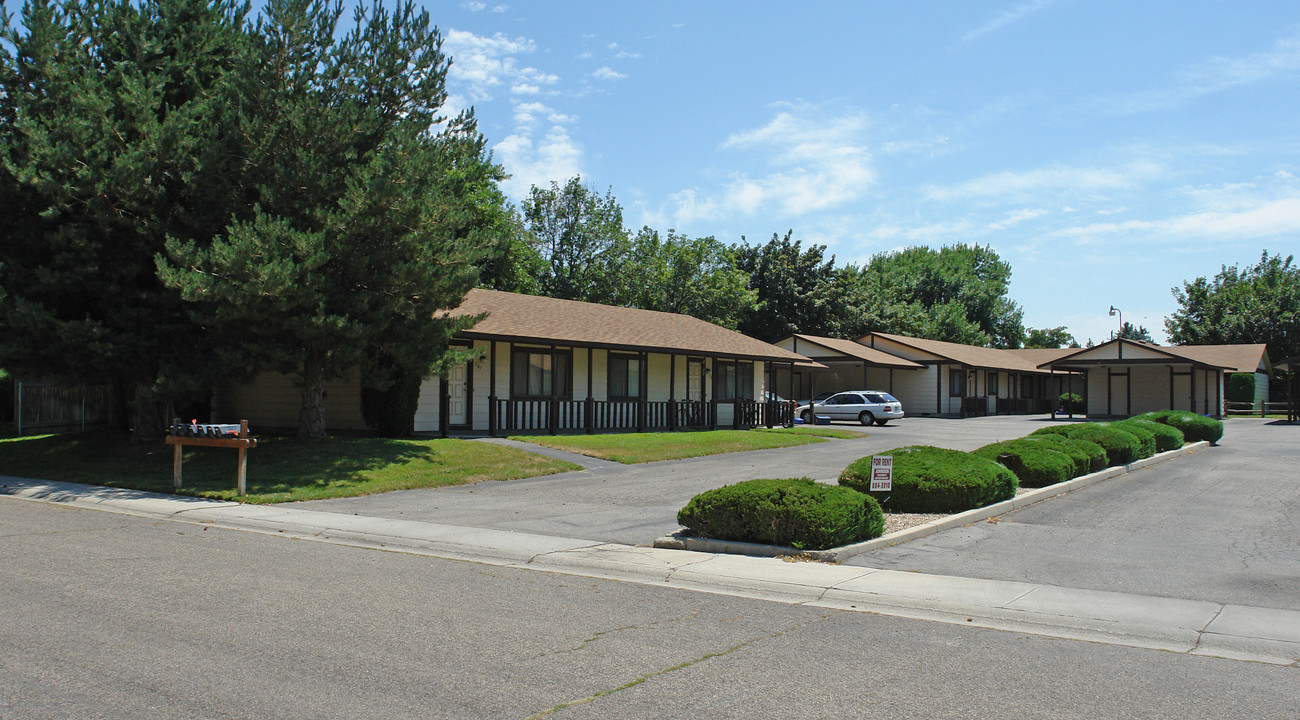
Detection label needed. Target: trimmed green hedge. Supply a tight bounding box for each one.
[1020,434,1107,475]
[1105,421,1156,459]
[677,478,884,550]
[839,446,1017,513]
[1124,418,1185,452]
[1031,423,1142,466]
[1136,410,1224,445]
[972,439,1075,487]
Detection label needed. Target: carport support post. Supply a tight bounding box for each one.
[1068,372,1075,419]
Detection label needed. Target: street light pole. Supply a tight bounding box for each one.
[1109,305,1122,339]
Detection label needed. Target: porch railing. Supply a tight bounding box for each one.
[487,397,794,435]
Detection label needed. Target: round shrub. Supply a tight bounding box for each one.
[972,440,1074,488]
[1021,434,1108,475]
[1138,410,1224,445]
[839,446,1017,514]
[1106,421,1156,459]
[677,478,883,551]
[1033,423,1141,466]
[1058,392,1085,414]
[1125,418,1184,452]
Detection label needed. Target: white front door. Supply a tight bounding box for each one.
[448,362,468,426]
[687,360,703,402]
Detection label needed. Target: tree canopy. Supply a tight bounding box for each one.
[1166,250,1299,361]
[0,0,250,433]
[1025,326,1079,349]
[3,0,505,438]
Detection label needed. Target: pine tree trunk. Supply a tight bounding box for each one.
[130,385,168,444]
[298,354,328,439]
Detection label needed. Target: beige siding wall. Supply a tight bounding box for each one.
[217,371,367,431]
[1129,366,1170,415]
[892,364,939,415]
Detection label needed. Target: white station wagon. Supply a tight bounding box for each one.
[795,391,905,426]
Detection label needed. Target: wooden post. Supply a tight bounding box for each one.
[173,443,183,490]
[166,419,256,496]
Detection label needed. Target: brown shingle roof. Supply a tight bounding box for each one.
[447,289,812,363]
[789,334,924,369]
[865,332,1053,373]
[1039,339,1269,373]
[1162,344,1269,373]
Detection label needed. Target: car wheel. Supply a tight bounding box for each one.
[875,418,889,426]
[859,411,875,426]
[801,410,812,424]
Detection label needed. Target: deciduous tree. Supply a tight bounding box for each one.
[1166,250,1300,360]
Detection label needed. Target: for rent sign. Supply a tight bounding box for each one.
[869,455,893,492]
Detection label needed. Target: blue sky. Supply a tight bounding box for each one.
[437,0,1300,345]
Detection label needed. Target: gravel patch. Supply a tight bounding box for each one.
[881,487,1035,535]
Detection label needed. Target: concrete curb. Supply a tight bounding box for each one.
[653,441,1211,561]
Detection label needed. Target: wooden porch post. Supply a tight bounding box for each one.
[586,347,594,434]
[488,341,498,437]
[669,354,677,431]
[548,343,558,435]
[439,375,450,438]
[637,351,647,433]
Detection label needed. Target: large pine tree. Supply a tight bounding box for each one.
[0,0,249,436]
[158,0,501,438]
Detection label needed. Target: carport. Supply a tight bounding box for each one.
[1038,339,1269,418]
[773,334,924,402]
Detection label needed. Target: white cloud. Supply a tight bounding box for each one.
[495,125,584,198]
[1054,197,1300,244]
[1100,31,1300,114]
[960,0,1056,45]
[656,104,877,228]
[923,161,1162,203]
[442,30,538,103]
[460,1,486,11]
[592,66,627,80]
[986,208,1049,230]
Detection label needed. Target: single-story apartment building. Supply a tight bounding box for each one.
[771,332,1271,420]
[215,289,816,435]
[777,332,1084,417]
[1036,339,1270,418]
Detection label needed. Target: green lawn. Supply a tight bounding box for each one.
[510,428,834,464]
[0,431,579,504]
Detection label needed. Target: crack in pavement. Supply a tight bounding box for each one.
[521,614,831,719]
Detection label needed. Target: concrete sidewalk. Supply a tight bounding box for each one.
[4,476,1298,667]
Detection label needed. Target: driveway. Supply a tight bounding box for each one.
[290,415,1071,544]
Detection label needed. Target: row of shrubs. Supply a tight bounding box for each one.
[676,411,1222,551]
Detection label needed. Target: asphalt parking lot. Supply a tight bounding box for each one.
[850,418,1300,611]
[290,414,1073,545]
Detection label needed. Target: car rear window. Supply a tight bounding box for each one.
[865,393,887,403]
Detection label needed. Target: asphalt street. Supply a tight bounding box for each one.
[4,499,1298,720]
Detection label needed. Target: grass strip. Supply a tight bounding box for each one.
[0,431,578,504]
[510,429,827,464]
